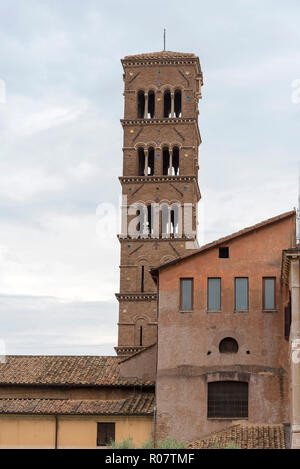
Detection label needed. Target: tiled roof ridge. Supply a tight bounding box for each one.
[2,355,119,358]
[123,50,196,60]
[0,395,155,416]
[151,210,296,274]
[187,423,286,449]
[0,355,154,387]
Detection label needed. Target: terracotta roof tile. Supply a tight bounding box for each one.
[0,356,154,387]
[0,394,155,416]
[123,51,196,60]
[187,424,286,449]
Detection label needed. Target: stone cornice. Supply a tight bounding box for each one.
[115,293,157,302]
[114,345,148,357]
[121,117,196,126]
[121,57,202,79]
[117,235,197,243]
[120,175,197,184]
[121,118,201,146]
[119,175,201,201]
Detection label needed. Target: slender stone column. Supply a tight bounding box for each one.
[168,206,172,237]
[142,204,149,238]
[168,148,173,175]
[171,92,174,118]
[144,149,148,176]
[144,93,148,119]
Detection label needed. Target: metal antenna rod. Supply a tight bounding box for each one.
[163,28,166,51]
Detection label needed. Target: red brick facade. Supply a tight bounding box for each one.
[154,212,296,441]
[115,52,203,356]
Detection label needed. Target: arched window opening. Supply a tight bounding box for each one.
[141,265,145,292]
[163,147,170,175]
[161,204,169,238]
[136,204,145,235]
[139,326,143,346]
[148,90,155,118]
[219,338,239,354]
[147,204,152,235]
[138,148,145,176]
[174,89,182,117]
[148,147,154,176]
[170,205,179,236]
[172,147,180,175]
[134,318,147,347]
[207,381,248,419]
[137,91,145,118]
[164,90,171,118]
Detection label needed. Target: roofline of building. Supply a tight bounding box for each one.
[151,210,296,277]
[0,382,155,389]
[121,52,203,80]
[119,343,157,364]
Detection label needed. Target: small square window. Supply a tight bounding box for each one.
[97,422,115,447]
[219,247,229,258]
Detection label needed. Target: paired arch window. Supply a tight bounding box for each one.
[138,88,182,119]
[138,147,154,176]
[162,146,180,176]
[137,90,155,119]
[137,91,145,118]
[207,381,248,419]
[174,89,182,117]
[164,89,182,118]
[161,203,181,237]
[134,202,182,238]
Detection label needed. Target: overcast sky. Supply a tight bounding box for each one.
[0,0,299,356]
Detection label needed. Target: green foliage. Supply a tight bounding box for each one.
[108,437,134,449]
[140,438,155,449]
[157,436,186,449]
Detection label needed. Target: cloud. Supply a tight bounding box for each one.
[0,0,299,355]
[0,294,117,355]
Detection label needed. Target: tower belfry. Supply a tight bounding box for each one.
[115,50,203,356]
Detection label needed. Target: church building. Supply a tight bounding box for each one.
[0,49,299,449]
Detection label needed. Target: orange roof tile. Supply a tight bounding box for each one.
[187,424,286,449]
[0,394,155,416]
[0,356,154,387]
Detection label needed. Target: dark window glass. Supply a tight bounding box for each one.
[263,278,275,310]
[180,278,193,311]
[235,278,248,311]
[207,381,248,419]
[219,338,238,354]
[97,422,115,446]
[219,247,229,258]
[208,278,221,311]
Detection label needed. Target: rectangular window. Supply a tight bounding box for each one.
[208,381,248,419]
[180,278,193,311]
[263,277,276,310]
[235,278,248,311]
[97,422,115,447]
[207,278,221,311]
[219,247,229,258]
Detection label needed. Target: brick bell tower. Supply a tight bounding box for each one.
[115,51,203,356]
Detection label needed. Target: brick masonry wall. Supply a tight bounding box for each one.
[116,53,202,354]
[155,214,295,441]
